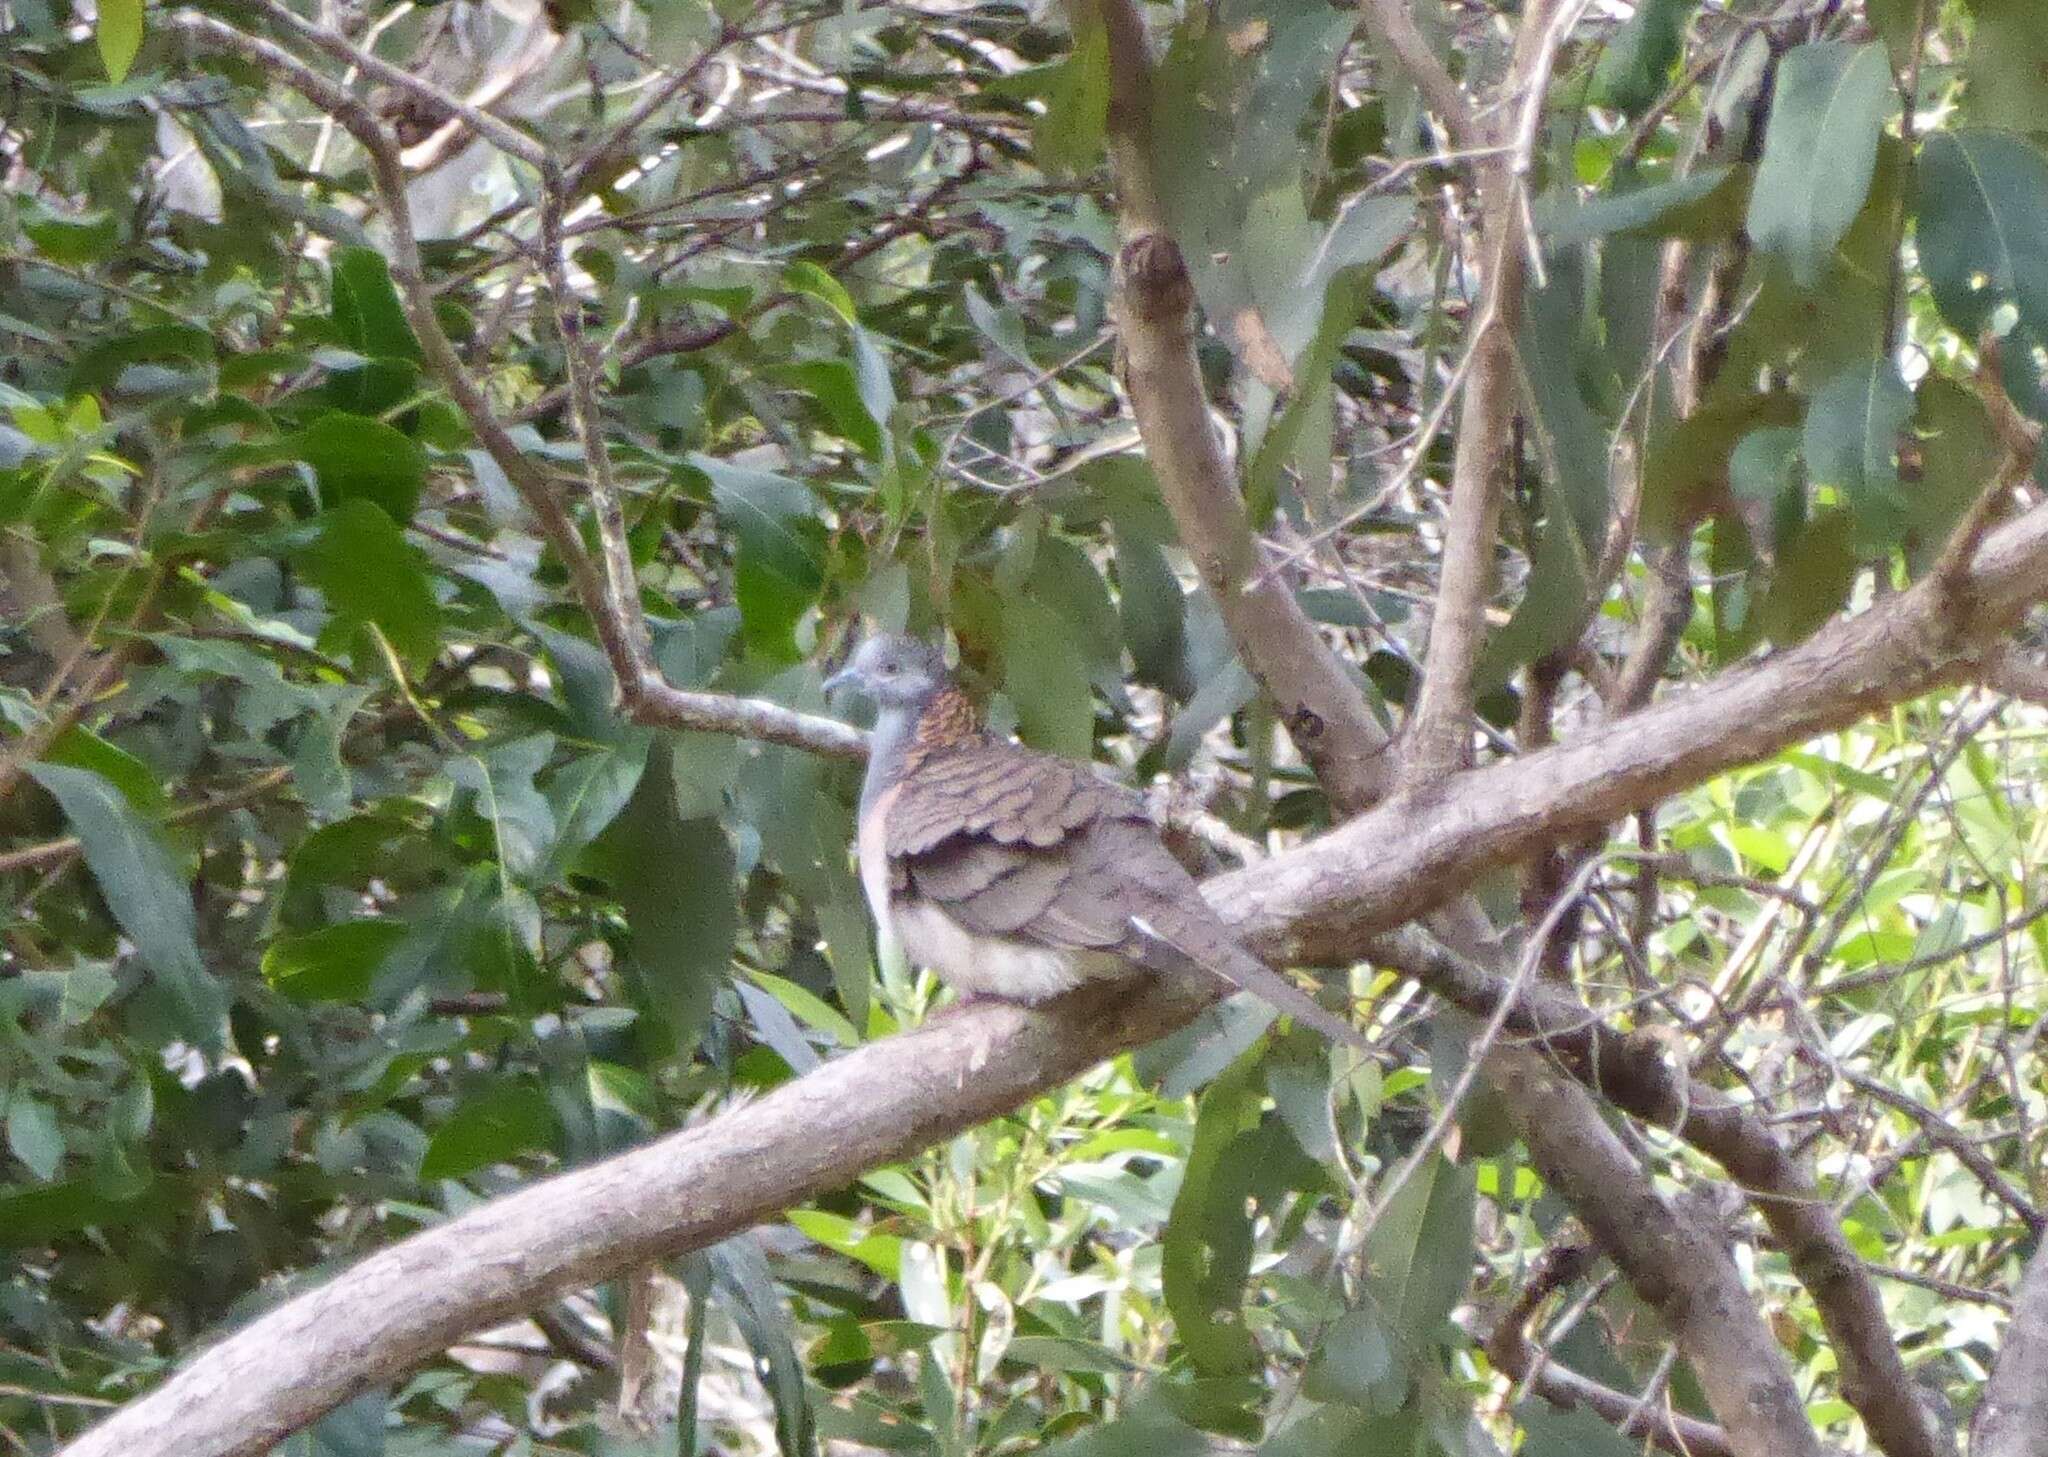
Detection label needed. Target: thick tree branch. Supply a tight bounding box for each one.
[1084,12,1946,1453]
[1490,1048,1821,1457]
[1227,503,2048,967]
[1401,0,1568,780]
[1974,1244,2048,1457]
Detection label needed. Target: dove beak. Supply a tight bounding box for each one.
[823,664,862,699]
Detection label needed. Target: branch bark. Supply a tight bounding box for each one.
[1090,0,1391,813]
[1974,1243,2048,1457]
[1490,1048,1820,1457]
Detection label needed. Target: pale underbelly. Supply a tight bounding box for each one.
[890,901,1131,1003]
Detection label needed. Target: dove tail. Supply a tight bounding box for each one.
[1129,914,1372,1056]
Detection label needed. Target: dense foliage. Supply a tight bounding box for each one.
[3,0,2047,1454]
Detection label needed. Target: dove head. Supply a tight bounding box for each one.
[825,634,950,712]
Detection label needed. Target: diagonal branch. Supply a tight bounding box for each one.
[1088,0,1393,815]
[171,12,633,684]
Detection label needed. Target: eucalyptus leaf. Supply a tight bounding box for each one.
[1746,42,1893,288]
[26,763,225,1051]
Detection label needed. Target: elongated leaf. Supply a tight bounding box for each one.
[6,1092,63,1181]
[1803,359,1911,547]
[1162,1054,1263,1379]
[1915,129,2048,341]
[262,920,408,1003]
[708,1236,819,1457]
[1588,0,1691,116]
[418,1081,560,1181]
[95,0,142,82]
[330,247,421,363]
[690,455,825,662]
[27,764,225,1050]
[1746,42,1893,287]
[590,740,736,1058]
[1364,1153,1475,1352]
[288,412,428,524]
[1756,507,1858,645]
[298,499,442,664]
[1539,164,1743,246]
[1961,0,2048,132]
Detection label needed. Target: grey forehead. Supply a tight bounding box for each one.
[855,635,940,671]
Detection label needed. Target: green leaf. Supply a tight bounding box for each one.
[1746,42,1893,287]
[776,359,884,458]
[783,261,858,326]
[330,247,421,363]
[1588,0,1691,116]
[6,1092,63,1181]
[691,455,825,662]
[1756,508,1858,644]
[298,499,442,665]
[95,0,143,84]
[1301,1307,1400,1409]
[1259,1403,1418,1457]
[1003,591,1093,758]
[262,920,408,1002]
[21,206,118,265]
[448,736,558,883]
[707,1238,819,1457]
[1364,1153,1474,1352]
[418,1081,560,1181]
[46,727,167,819]
[545,742,650,876]
[590,740,737,1058]
[1539,164,1744,245]
[1803,359,1911,547]
[1641,389,1804,539]
[1915,129,2048,342]
[26,763,225,1051]
[1516,1398,1644,1457]
[67,324,215,395]
[0,1179,147,1247]
[1961,0,2048,133]
[1162,1053,1263,1379]
[1728,425,1804,554]
[287,412,428,523]
[1151,4,1364,374]
[1115,525,1188,695]
[1911,376,2000,564]
[1034,15,1109,176]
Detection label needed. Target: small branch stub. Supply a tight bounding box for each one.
[1116,233,1197,324]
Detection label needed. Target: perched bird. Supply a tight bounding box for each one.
[825,633,1371,1053]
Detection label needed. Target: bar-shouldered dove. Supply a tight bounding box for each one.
[826,634,1369,1052]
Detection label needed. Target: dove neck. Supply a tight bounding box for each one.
[860,686,980,819]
